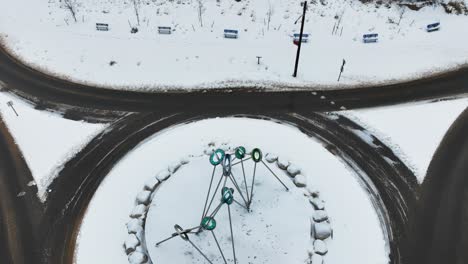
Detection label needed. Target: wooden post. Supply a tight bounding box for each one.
[337,59,346,82]
[7,101,18,116]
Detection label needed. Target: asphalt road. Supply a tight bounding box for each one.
[0,44,468,264]
[38,111,418,264]
[408,107,468,264]
[0,118,43,264]
[1,46,468,122]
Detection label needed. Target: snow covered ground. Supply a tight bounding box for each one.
[75,117,388,264]
[146,156,314,264]
[347,97,468,183]
[0,91,108,201]
[0,0,467,90]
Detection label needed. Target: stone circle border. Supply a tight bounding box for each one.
[123,145,333,264]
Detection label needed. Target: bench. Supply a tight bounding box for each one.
[158,26,172,34]
[96,23,109,31]
[224,29,239,39]
[363,33,378,43]
[293,33,310,43]
[426,22,440,32]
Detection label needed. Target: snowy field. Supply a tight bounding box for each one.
[0,91,107,201]
[346,97,468,183]
[0,0,467,90]
[75,118,389,264]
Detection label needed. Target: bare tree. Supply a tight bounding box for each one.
[266,2,274,31]
[197,0,205,27]
[132,0,141,26]
[63,0,78,22]
[397,7,406,26]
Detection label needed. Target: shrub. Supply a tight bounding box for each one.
[441,1,468,15]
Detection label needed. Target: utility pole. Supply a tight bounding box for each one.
[293,1,307,78]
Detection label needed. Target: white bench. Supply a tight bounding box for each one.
[363,33,378,43]
[293,33,310,43]
[96,23,109,31]
[224,29,239,39]
[158,26,172,34]
[426,22,440,32]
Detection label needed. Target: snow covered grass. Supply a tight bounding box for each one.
[74,117,388,264]
[0,92,108,201]
[0,0,467,90]
[346,97,468,183]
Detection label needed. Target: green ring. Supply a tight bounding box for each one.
[201,217,217,231]
[221,187,234,205]
[235,146,246,159]
[252,148,263,162]
[209,149,225,166]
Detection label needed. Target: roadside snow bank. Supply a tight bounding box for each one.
[346,98,468,182]
[0,92,108,201]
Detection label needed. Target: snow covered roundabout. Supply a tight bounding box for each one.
[75,117,394,264]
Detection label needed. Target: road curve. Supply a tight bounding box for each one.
[408,106,468,264]
[0,117,43,264]
[38,111,418,264]
[1,41,466,264]
[1,47,468,120]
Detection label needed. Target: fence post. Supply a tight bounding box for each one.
[337,59,346,82]
[7,101,18,116]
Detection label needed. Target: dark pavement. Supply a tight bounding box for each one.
[408,107,468,264]
[40,111,417,264]
[0,118,43,264]
[0,47,467,122]
[0,45,468,264]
